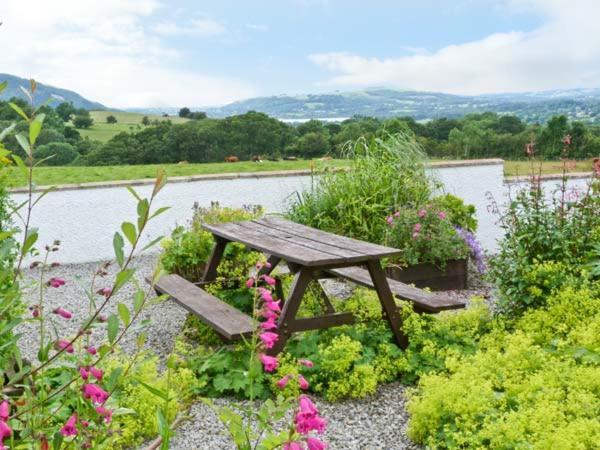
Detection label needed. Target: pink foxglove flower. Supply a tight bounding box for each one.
[298,374,309,390]
[306,437,327,450]
[413,223,422,233]
[386,215,394,225]
[96,287,111,297]
[283,443,303,450]
[265,300,281,312]
[0,401,8,421]
[418,209,427,218]
[412,232,420,240]
[90,367,103,381]
[79,367,90,380]
[260,318,278,330]
[394,211,401,217]
[53,307,73,319]
[262,309,278,320]
[261,275,276,286]
[48,277,66,288]
[259,354,278,372]
[438,211,446,220]
[57,339,74,353]
[95,406,113,424]
[277,375,291,389]
[295,395,327,434]
[60,414,78,437]
[299,359,314,368]
[259,331,279,349]
[0,421,12,439]
[261,290,274,303]
[82,384,109,404]
[86,346,97,355]
[245,277,255,288]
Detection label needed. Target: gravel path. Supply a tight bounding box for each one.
[18,256,489,449]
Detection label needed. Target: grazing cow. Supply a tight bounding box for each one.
[177,160,189,165]
[225,156,239,163]
[251,155,263,163]
[593,157,600,176]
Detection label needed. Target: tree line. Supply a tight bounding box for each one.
[1,98,599,166]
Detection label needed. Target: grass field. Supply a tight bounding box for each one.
[8,159,351,187]
[7,159,596,189]
[76,110,189,142]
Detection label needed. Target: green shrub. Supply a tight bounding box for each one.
[488,179,600,316]
[407,284,600,449]
[34,141,78,165]
[287,133,437,245]
[432,193,478,232]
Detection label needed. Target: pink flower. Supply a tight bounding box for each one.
[56,339,74,353]
[295,395,326,435]
[259,354,278,372]
[96,287,111,297]
[81,420,90,428]
[417,209,427,218]
[259,331,279,349]
[413,223,422,233]
[79,366,90,380]
[438,211,446,220]
[277,375,291,389]
[97,314,108,322]
[386,215,394,225]
[265,300,281,312]
[260,318,278,330]
[306,437,327,450]
[283,443,303,450]
[262,309,278,320]
[48,277,66,288]
[245,277,255,288]
[0,421,12,439]
[53,307,73,319]
[298,375,309,390]
[86,346,97,355]
[261,275,276,286]
[30,306,40,318]
[90,367,103,381]
[82,384,109,404]
[412,232,420,240]
[394,211,401,217]
[95,406,113,424]
[261,290,274,303]
[299,359,314,368]
[0,401,9,421]
[60,414,77,437]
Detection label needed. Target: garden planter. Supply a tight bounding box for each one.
[385,258,467,291]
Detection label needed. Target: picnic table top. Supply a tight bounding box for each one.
[203,217,402,267]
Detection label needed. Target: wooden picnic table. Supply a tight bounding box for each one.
[200,216,408,353]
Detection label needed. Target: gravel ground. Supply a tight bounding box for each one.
[18,256,490,450]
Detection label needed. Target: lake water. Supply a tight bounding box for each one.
[10,163,591,264]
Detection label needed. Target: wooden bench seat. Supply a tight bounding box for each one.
[327,267,465,313]
[152,274,255,341]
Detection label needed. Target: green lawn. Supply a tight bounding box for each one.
[504,159,595,176]
[8,159,351,187]
[76,110,189,142]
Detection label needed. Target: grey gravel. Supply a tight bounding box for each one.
[18,257,489,450]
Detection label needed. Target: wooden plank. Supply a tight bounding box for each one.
[327,266,466,313]
[203,222,347,266]
[258,217,402,259]
[153,274,256,340]
[236,220,363,259]
[287,312,354,332]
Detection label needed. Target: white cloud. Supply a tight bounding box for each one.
[0,1,254,107]
[310,0,600,95]
[153,18,226,37]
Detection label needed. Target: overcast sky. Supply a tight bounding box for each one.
[1,0,598,108]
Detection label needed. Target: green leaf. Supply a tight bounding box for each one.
[117,302,131,327]
[150,206,170,220]
[137,379,170,401]
[0,123,15,141]
[107,313,120,344]
[136,331,147,348]
[121,221,137,246]
[9,102,29,121]
[15,133,31,154]
[29,113,45,146]
[22,229,38,255]
[126,185,141,201]
[113,232,125,267]
[140,235,164,252]
[0,81,6,94]
[105,367,124,391]
[137,198,150,230]
[11,154,28,176]
[133,290,145,313]
[112,268,135,296]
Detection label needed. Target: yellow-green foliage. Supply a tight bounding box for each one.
[407,285,600,449]
[271,354,302,399]
[102,353,199,449]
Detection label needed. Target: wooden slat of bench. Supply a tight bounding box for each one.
[328,267,465,313]
[258,217,402,259]
[152,274,256,340]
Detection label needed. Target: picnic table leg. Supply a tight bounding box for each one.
[201,236,229,284]
[258,255,281,276]
[366,260,409,349]
[267,267,313,355]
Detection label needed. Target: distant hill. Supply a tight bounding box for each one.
[0,73,106,110]
[193,88,600,123]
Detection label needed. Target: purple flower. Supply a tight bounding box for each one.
[455,227,486,274]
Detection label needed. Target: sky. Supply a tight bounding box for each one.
[1,0,599,108]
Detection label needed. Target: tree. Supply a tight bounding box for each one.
[294,131,330,158]
[56,102,77,122]
[189,111,207,120]
[106,115,118,124]
[141,115,150,126]
[34,142,78,166]
[178,107,191,118]
[73,115,94,129]
[493,115,526,135]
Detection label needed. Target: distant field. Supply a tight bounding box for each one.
[8,159,350,187]
[7,159,597,189]
[504,159,595,176]
[76,110,189,142]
